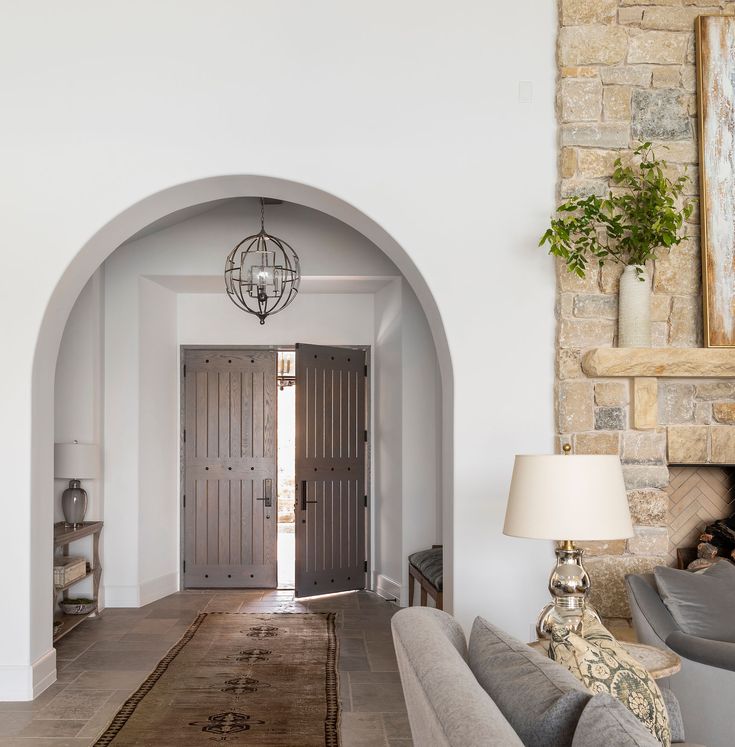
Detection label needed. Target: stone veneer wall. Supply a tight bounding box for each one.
[556,0,735,618]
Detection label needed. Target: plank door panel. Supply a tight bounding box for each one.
[183,349,277,588]
[295,343,367,597]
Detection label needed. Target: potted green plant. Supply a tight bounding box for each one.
[539,143,694,347]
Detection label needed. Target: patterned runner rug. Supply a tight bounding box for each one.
[94,612,339,746]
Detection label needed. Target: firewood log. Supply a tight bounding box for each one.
[697,542,719,560]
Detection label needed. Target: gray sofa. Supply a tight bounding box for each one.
[392,606,700,747]
[627,572,735,747]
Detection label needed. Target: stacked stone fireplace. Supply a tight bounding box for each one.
[555,0,735,620]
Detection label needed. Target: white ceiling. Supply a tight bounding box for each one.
[122,199,235,244]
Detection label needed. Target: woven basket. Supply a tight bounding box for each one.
[54,556,87,588]
[60,599,96,615]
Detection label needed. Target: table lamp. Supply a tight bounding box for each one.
[503,447,633,639]
[54,441,100,528]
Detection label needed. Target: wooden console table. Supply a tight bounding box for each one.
[53,521,103,642]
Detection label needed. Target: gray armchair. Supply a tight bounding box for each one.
[626,572,735,747]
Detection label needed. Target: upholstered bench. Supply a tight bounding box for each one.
[408,545,443,610]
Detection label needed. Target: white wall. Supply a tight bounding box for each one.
[0,1,557,699]
[138,279,178,604]
[54,271,105,523]
[401,283,441,596]
[53,270,105,603]
[373,279,443,604]
[179,293,375,347]
[373,280,403,599]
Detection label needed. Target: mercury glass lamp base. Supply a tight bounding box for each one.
[536,601,601,639]
[536,541,600,639]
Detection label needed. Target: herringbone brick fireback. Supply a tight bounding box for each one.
[666,466,735,563]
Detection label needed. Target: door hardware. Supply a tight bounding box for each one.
[257,478,273,508]
[300,480,318,511]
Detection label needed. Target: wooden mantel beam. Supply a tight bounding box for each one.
[582,348,735,378]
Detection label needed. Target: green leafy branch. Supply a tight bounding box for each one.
[539,143,695,278]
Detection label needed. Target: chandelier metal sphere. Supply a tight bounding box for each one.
[224,198,301,324]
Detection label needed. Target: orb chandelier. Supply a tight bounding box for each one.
[224,198,301,324]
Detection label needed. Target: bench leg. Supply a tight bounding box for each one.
[421,587,427,606]
[408,566,414,607]
[436,592,443,611]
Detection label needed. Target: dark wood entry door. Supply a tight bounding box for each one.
[182,349,277,588]
[295,344,367,597]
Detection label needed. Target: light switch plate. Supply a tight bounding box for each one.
[518,81,533,104]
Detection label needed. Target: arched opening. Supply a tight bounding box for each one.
[31,176,454,692]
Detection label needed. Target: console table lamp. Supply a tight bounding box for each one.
[54,441,100,528]
[503,451,633,639]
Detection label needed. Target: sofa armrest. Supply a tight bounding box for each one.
[625,574,679,645]
[659,688,684,743]
[666,631,735,672]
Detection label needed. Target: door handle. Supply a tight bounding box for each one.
[258,479,273,508]
[300,480,318,511]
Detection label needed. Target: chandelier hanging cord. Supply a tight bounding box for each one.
[224,197,301,325]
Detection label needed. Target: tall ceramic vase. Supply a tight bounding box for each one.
[618,265,651,347]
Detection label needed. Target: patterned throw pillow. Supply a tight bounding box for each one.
[548,617,671,747]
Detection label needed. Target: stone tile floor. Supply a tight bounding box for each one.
[0,590,411,746]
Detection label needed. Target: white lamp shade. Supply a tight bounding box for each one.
[503,454,633,541]
[54,442,100,480]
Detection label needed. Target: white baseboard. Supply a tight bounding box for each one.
[32,649,56,698]
[103,584,141,608]
[375,573,402,603]
[0,648,56,701]
[139,572,179,606]
[105,572,179,608]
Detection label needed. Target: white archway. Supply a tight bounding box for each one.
[30,175,454,685]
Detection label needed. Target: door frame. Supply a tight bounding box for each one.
[179,344,372,591]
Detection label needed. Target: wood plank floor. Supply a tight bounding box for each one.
[0,590,411,746]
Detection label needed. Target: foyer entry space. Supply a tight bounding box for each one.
[0,591,408,746]
[52,195,443,632]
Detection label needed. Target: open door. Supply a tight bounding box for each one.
[182,349,277,588]
[295,343,367,597]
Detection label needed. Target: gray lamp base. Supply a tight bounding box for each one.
[62,479,88,528]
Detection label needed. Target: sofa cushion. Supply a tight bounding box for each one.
[654,560,735,643]
[408,547,443,591]
[549,619,670,746]
[468,616,590,747]
[572,694,661,747]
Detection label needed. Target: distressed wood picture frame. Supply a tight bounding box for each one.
[697,15,735,347]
